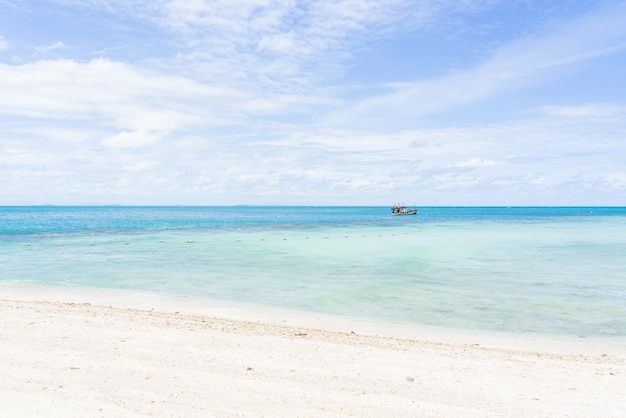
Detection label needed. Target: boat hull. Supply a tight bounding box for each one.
[392,210,418,216]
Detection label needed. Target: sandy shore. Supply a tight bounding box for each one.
[1,289,625,417]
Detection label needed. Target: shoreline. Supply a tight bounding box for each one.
[2,284,626,416]
[4,283,626,345]
[3,282,626,353]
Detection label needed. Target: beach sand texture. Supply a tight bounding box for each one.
[1,296,625,417]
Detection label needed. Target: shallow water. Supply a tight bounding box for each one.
[1,206,625,338]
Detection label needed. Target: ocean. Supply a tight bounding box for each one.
[1,206,625,339]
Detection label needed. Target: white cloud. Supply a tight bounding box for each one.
[123,161,161,172]
[0,36,7,51]
[604,173,626,189]
[455,158,500,168]
[102,129,159,148]
[0,57,337,140]
[147,0,469,92]
[35,41,66,55]
[541,105,626,118]
[2,108,625,204]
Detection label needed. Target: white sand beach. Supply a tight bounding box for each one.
[1,288,625,417]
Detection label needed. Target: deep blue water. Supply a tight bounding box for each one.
[0,206,619,235]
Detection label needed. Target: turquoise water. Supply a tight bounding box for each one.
[1,206,625,338]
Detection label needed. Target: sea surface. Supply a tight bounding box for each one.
[1,206,625,339]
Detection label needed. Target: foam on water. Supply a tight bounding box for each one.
[1,206,625,338]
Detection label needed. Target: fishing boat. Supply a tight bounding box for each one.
[391,203,418,216]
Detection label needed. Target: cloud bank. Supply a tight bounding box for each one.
[1,0,625,205]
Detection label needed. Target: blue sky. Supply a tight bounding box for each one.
[1,0,625,205]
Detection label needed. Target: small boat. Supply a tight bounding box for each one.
[391,203,418,216]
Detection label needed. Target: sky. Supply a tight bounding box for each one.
[1,0,625,206]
